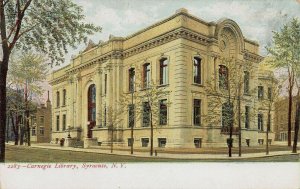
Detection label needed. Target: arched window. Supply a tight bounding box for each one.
[87,84,96,138]
[222,102,233,127]
[143,63,151,88]
[193,57,201,84]
[219,65,228,90]
[160,58,168,85]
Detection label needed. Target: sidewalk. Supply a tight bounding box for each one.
[8,142,300,160]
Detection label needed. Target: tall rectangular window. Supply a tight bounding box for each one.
[56,115,60,131]
[245,106,250,129]
[160,58,168,85]
[104,106,107,127]
[142,102,150,127]
[193,99,201,126]
[31,116,36,125]
[258,113,263,131]
[128,104,135,128]
[244,71,250,94]
[39,127,44,135]
[193,57,201,84]
[268,87,272,100]
[129,68,135,92]
[32,127,36,136]
[39,116,44,127]
[219,65,228,90]
[63,114,66,131]
[143,63,151,88]
[258,86,264,99]
[56,91,60,107]
[104,74,107,95]
[159,99,167,125]
[62,89,66,106]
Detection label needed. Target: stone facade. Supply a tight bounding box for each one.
[49,8,275,148]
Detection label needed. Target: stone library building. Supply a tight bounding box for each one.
[49,8,275,149]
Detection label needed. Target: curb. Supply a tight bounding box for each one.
[6,143,300,160]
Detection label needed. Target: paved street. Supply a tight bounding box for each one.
[5,145,300,162]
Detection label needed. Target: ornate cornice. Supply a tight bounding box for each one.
[49,75,69,85]
[244,51,264,63]
[123,27,211,58]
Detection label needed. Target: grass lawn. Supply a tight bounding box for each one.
[5,145,300,162]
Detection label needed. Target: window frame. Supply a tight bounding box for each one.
[244,71,250,94]
[142,102,150,127]
[159,58,168,85]
[258,113,264,131]
[128,68,135,93]
[62,114,66,131]
[193,57,202,84]
[219,65,229,90]
[141,138,149,147]
[159,99,168,125]
[56,115,60,131]
[56,91,60,107]
[143,63,151,88]
[258,86,264,100]
[193,99,201,126]
[62,89,66,106]
[158,138,167,148]
[128,104,135,128]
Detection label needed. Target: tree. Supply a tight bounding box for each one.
[292,65,300,153]
[6,87,24,145]
[267,18,300,147]
[205,57,256,157]
[0,0,101,162]
[118,65,171,156]
[7,52,48,146]
[139,80,170,156]
[259,75,280,155]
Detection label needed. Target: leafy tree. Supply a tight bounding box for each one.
[259,75,280,155]
[6,87,24,145]
[7,52,48,146]
[0,0,101,162]
[117,65,171,156]
[266,18,300,147]
[204,57,256,157]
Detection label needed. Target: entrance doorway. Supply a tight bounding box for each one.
[87,84,96,138]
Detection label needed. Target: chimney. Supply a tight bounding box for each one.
[46,90,51,109]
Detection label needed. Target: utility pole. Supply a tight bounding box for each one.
[130,90,134,155]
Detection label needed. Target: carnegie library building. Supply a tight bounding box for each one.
[49,8,276,148]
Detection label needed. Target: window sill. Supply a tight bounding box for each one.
[159,124,167,126]
[157,84,169,88]
[192,83,203,87]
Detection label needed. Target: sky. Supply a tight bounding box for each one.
[43,0,300,101]
[55,0,300,69]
